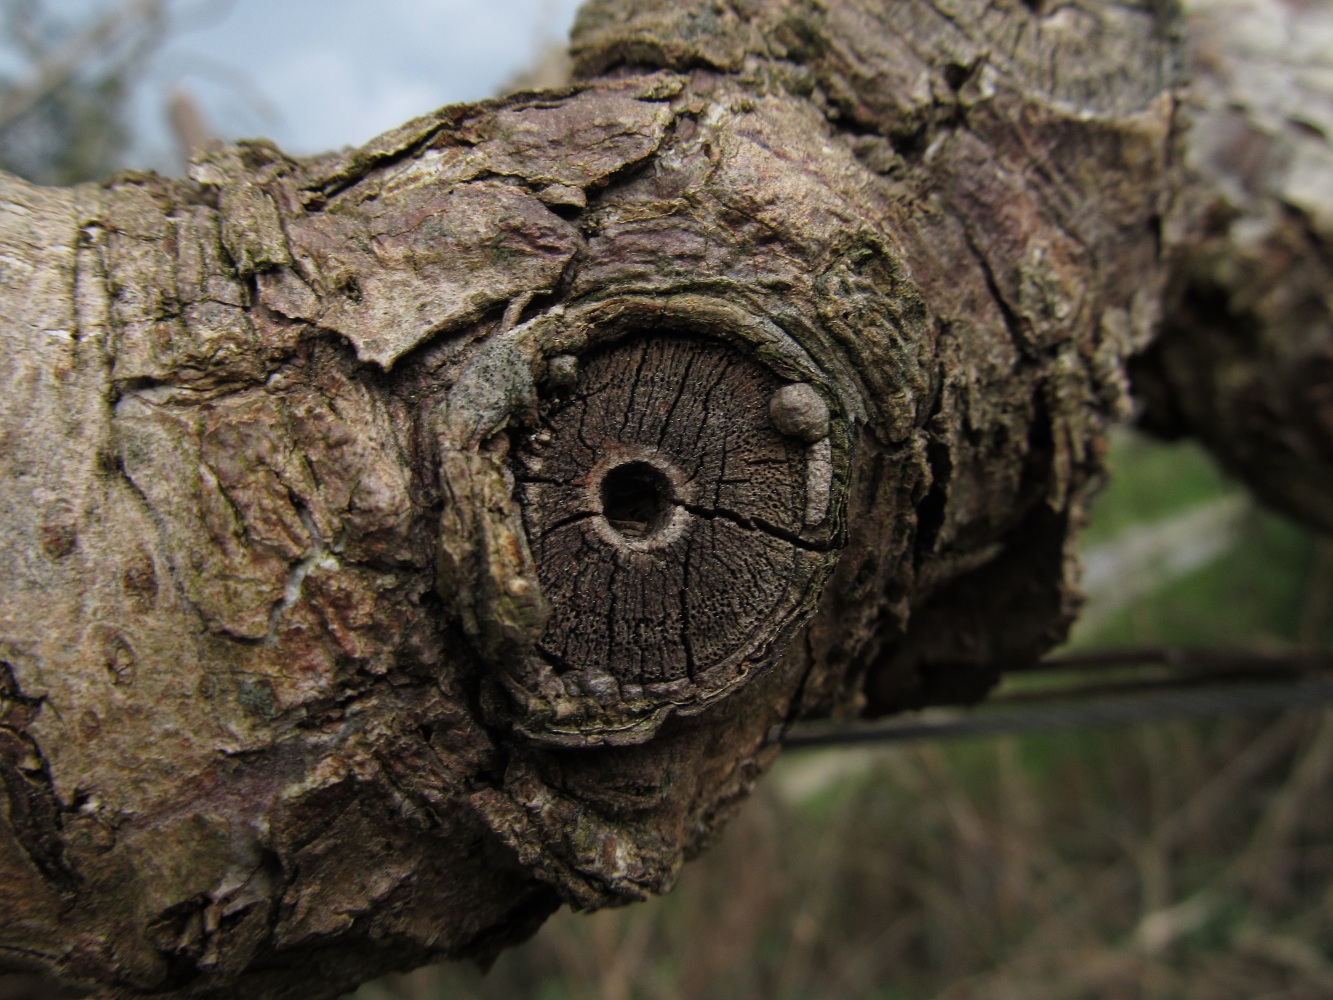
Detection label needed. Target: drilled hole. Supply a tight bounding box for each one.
[599,461,675,540]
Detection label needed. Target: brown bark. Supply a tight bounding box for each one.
[0,0,1312,997]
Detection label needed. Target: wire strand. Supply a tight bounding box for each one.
[782,680,1333,750]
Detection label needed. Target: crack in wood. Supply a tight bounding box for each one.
[514,332,834,698]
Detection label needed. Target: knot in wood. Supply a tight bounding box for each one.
[511,333,841,743]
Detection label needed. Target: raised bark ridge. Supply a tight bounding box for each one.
[0,1,1192,996]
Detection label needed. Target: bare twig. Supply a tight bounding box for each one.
[165,84,217,159]
[0,0,167,132]
[1025,648,1333,677]
[2,0,47,61]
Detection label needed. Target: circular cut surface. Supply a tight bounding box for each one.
[515,335,814,695]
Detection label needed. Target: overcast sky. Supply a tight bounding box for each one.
[130,0,582,171]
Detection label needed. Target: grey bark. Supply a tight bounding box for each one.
[0,0,1323,997]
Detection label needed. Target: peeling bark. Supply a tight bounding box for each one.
[0,0,1317,997]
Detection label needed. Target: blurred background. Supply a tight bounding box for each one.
[2,3,1330,998]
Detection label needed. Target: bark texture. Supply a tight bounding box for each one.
[0,0,1232,996]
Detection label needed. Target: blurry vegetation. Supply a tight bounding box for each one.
[354,432,1333,1000]
[0,0,166,185]
[1069,433,1331,652]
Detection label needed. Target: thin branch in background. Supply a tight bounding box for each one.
[1150,713,1309,855]
[1298,536,1333,647]
[1234,708,1333,900]
[0,0,167,132]
[0,0,179,184]
[1024,647,1333,676]
[166,83,216,160]
[167,0,235,34]
[783,680,1333,749]
[154,49,283,141]
[2,0,47,61]
[782,646,1333,750]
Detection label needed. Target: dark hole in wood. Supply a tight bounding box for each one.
[599,461,674,540]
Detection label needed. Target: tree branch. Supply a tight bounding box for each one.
[0,0,1324,997]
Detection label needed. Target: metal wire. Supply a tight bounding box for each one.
[781,679,1333,750]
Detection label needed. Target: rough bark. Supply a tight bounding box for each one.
[0,0,1309,997]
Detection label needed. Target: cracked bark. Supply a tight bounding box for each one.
[0,0,1325,997]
